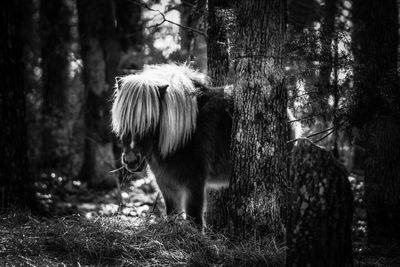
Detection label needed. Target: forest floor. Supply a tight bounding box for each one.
[349,172,400,267]
[0,174,284,266]
[1,172,399,266]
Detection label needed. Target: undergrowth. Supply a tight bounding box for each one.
[0,211,285,266]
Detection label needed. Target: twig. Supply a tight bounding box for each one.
[306,126,335,139]
[109,166,124,173]
[181,0,196,8]
[287,107,345,124]
[127,0,206,37]
[287,120,344,144]
[287,113,320,123]
[287,126,334,144]
[313,128,335,143]
[289,91,320,100]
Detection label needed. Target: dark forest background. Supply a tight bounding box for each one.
[1,0,400,266]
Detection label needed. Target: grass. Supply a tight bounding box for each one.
[0,211,285,266]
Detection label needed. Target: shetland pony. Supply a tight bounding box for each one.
[112,64,231,226]
[111,64,301,227]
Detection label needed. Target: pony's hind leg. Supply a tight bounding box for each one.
[185,183,206,226]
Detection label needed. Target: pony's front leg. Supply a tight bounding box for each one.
[163,194,178,215]
[158,183,186,217]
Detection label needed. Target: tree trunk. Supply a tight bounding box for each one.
[24,0,43,171]
[0,0,36,210]
[178,0,207,72]
[115,0,142,53]
[115,0,143,71]
[318,0,336,96]
[332,34,340,158]
[207,0,288,236]
[207,0,232,86]
[40,0,83,176]
[77,0,118,188]
[205,0,233,230]
[286,139,353,267]
[179,0,197,61]
[309,0,337,144]
[352,0,400,241]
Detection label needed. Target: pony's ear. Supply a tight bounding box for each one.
[115,76,123,91]
[158,85,169,98]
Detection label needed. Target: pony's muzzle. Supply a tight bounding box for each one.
[121,151,145,172]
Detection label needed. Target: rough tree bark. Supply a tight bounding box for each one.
[40,0,83,176]
[352,0,400,241]
[77,0,118,187]
[286,139,353,267]
[207,0,288,236]
[0,0,36,210]
[230,0,288,235]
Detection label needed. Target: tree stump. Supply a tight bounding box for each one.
[286,138,353,267]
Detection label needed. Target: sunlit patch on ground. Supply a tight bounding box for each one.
[33,170,166,232]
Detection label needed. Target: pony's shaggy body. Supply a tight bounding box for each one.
[112,64,232,225]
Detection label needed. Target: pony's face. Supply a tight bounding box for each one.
[120,134,148,173]
[120,131,159,172]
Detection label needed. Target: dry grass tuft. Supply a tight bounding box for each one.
[0,211,285,266]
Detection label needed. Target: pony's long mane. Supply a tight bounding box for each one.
[111,64,209,157]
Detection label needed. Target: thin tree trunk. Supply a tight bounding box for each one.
[40,0,77,176]
[178,0,207,72]
[332,34,339,158]
[352,0,400,241]
[179,0,197,61]
[311,0,337,141]
[318,0,336,95]
[207,0,232,86]
[115,0,142,54]
[77,0,117,188]
[24,0,42,170]
[0,0,36,210]
[205,0,233,229]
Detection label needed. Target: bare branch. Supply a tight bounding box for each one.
[287,120,343,145]
[287,113,321,124]
[307,126,335,139]
[127,0,206,37]
[314,129,335,143]
[181,0,196,8]
[289,91,320,100]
